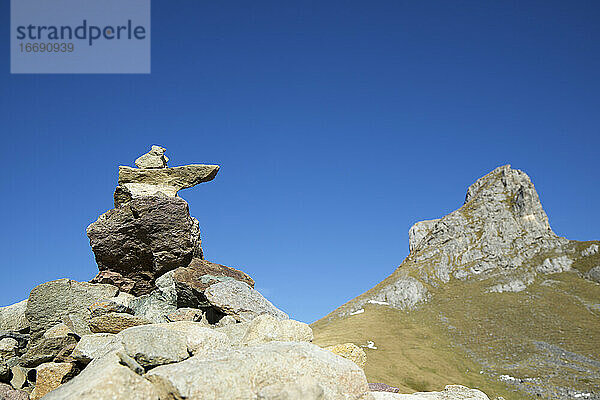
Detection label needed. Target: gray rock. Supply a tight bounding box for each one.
[241,314,313,346]
[134,145,169,169]
[115,350,144,375]
[0,300,28,333]
[146,341,371,399]
[89,312,150,334]
[370,384,490,399]
[71,333,117,363]
[116,325,189,367]
[165,307,205,323]
[167,258,256,309]
[205,280,288,322]
[536,256,573,274]
[0,338,18,359]
[0,383,29,400]
[87,196,202,296]
[257,376,325,400]
[155,321,230,355]
[408,219,440,253]
[40,351,160,400]
[214,322,251,346]
[20,334,77,368]
[215,315,237,327]
[24,279,118,342]
[582,244,599,257]
[585,266,600,283]
[43,323,74,339]
[61,313,92,337]
[128,271,179,323]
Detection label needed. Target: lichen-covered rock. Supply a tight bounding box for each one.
[89,312,150,334]
[146,342,371,399]
[134,145,169,169]
[19,333,77,368]
[87,196,202,296]
[116,325,189,367]
[24,279,118,342]
[40,351,160,400]
[325,343,367,369]
[118,164,219,197]
[166,308,205,323]
[241,314,313,346]
[156,321,230,355]
[89,295,134,318]
[0,300,28,333]
[30,362,74,399]
[0,338,18,359]
[71,333,115,364]
[205,280,288,322]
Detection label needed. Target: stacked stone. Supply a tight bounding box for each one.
[0,147,296,399]
[87,145,219,296]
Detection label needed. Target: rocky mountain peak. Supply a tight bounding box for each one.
[409,164,560,263]
[335,165,576,316]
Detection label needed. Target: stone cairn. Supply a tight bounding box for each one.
[0,146,379,400]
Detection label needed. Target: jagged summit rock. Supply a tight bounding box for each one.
[134,145,169,169]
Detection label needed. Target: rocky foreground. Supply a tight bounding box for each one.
[0,147,493,399]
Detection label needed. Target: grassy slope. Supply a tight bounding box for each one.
[312,241,600,400]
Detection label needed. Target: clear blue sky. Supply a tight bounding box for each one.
[1,1,598,323]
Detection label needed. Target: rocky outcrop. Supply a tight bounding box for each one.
[408,219,440,253]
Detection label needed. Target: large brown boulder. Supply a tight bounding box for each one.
[87,196,202,296]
